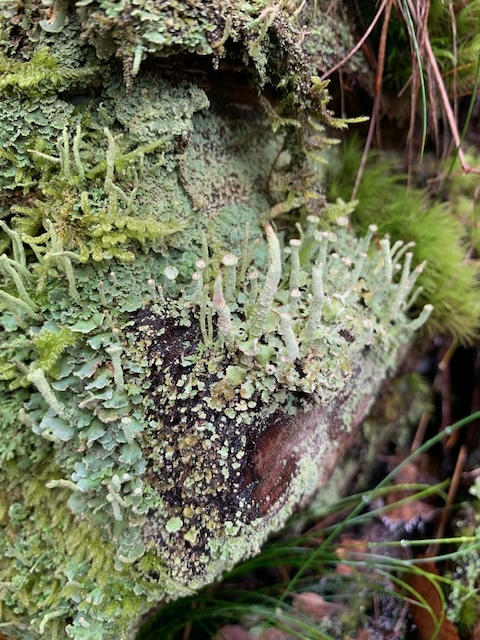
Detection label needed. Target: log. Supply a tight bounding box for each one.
[0,2,431,639]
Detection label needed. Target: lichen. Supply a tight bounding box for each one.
[0,210,431,638]
[0,1,430,639]
[326,142,480,342]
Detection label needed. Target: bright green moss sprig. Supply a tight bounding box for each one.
[20,123,187,262]
[0,47,100,96]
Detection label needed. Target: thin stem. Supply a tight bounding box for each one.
[277,411,480,604]
[320,0,389,81]
[352,0,392,199]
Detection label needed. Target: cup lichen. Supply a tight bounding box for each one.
[1,211,431,638]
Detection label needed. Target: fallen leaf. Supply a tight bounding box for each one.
[335,536,368,575]
[292,591,346,619]
[407,558,460,640]
[213,625,256,640]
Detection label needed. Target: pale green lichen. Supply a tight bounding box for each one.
[0,193,432,639]
[123,218,431,586]
[0,1,432,639]
[1,210,432,631]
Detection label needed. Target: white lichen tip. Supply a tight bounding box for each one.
[164,265,179,281]
[222,253,238,267]
[409,303,434,331]
[195,259,206,270]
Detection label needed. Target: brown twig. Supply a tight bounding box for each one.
[429,444,468,557]
[352,0,393,199]
[411,409,432,453]
[320,0,389,81]
[409,0,480,174]
[448,0,459,126]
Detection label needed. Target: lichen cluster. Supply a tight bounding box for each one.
[126,218,432,585]
[0,1,427,639]
[0,210,432,638]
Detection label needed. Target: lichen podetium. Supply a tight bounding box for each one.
[0,2,428,639]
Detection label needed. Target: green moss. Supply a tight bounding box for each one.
[0,47,100,96]
[0,459,168,640]
[33,326,78,376]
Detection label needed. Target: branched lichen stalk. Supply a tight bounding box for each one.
[0,255,38,310]
[304,264,324,340]
[58,126,71,180]
[279,312,299,362]
[27,368,68,419]
[0,288,40,322]
[0,222,26,268]
[380,238,393,283]
[213,272,233,343]
[222,254,238,305]
[288,238,302,291]
[73,124,86,182]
